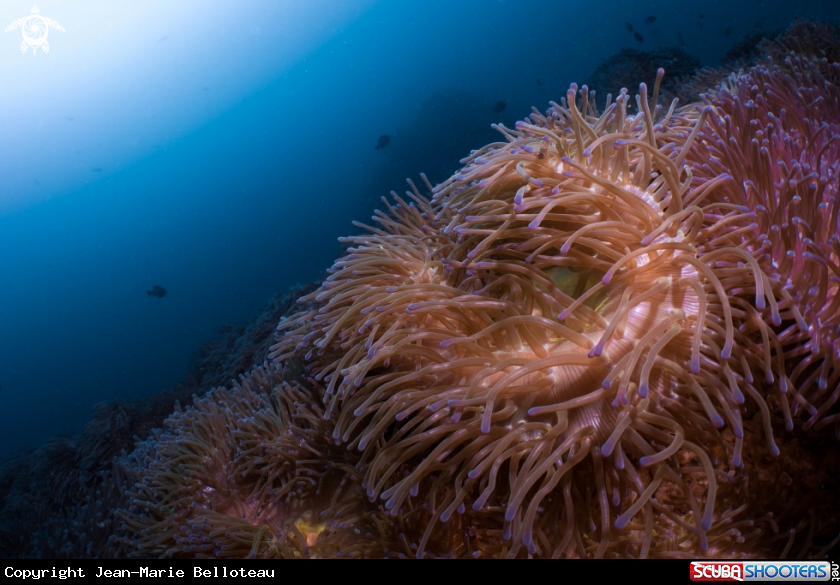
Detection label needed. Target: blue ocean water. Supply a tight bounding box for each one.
[0,0,836,457]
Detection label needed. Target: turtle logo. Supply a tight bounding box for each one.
[5,5,64,54]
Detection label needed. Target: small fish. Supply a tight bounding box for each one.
[644,16,656,24]
[699,12,704,18]
[201,86,210,92]
[679,32,685,47]
[723,26,733,37]
[34,179,40,185]
[492,100,506,113]
[536,79,542,86]
[375,135,390,150]
[65,117,74,121]
[634,31,644,43]
[147,285,167,298]
[91,168,102,172]
[158,35,168,42]
[625,21,634,32]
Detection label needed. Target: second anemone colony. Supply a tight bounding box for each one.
[117,51,840,558]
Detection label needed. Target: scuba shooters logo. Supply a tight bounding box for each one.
[690,561,839,582]
[691,562,745,581]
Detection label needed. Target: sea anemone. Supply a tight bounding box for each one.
[118,365,366,558]
[273,55,840,557]
[690,55,840,437]
[117,363,509,558]
[115,369,354,558]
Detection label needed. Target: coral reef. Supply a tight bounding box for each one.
[675,20,840,103]
[3,19,840,561]
[189,283,319,391]
[587,47,701,109]
[758,20,840,67]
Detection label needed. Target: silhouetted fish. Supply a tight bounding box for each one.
[699,12,704,18]
[147,285,167,298]
[644,16,656,24]
[536,79,542,86]
[91,168,102,172]
[492,100,506,113]
[201,86,210,92]
[34,179,40,185]
[158,35,168,42]
[375,135,390,150]
[65,117,74,121]
[634,31,644,43]
[625,22,634,32]
[723,26,733,37]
